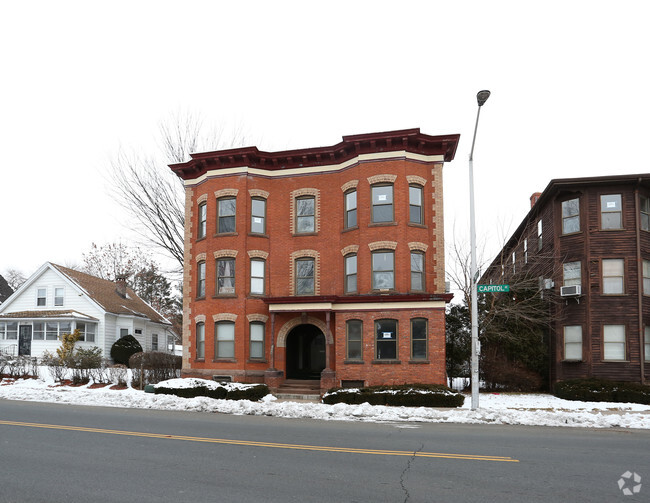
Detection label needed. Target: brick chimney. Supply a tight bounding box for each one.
[115,274,128,298]
[530,192,542,208]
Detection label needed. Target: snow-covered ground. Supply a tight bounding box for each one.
[1,372,649,429]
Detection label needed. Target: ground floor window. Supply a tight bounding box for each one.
[216,321,235,359]
[152,333,159,351]
[346,320,362,360]
[76,322,96,342]
[46,321,71,341]
[249,322,264,359]
[564,325,582,360]
[645,326,650,362]
[603,325,625,361]
[410,318,427,359]
[0,321,18,340]
[375,319,397,360]
[196,323,205,359]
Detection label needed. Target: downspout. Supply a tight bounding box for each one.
[634,184,645,384]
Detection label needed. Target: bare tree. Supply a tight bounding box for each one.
[82,242,153,282]
[108,111,251,271]
[3,268,26,291]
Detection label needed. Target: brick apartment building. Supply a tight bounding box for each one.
[170,128,459,392]
[483,174,650,386]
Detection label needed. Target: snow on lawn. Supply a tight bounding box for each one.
[1,373,649,429]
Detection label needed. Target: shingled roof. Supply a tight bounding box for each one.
[51,264,170,325]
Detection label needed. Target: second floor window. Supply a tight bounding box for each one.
[345,190,357,229]
[344,254,357,293]
[372,250,394,290]
[37,288,47,306]
[537,220,543,251]
[524,238,528,264]
[601,194,622,230]
[197,261,206,298]
[641,196,650,231]
[218,197,236,234]
[295,258,315,295]
[250,259,265,295]
[410,252,424,291]
[251,198,266,234]
[198,202,207,239]
[562,198,580,234]
[296,196,315,233]
[216,258,235,295]
[54,287,64,306]
[563,261,581,286]
[371,185,393,223]
[409,185,423,224]
[602,259,624,294]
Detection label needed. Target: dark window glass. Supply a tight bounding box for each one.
[296,258,315,295]
[218,198,236,233]
[411,318,427,359]
[601,194,622,230]
[217,258,235,295]
[409,185,423,224]
[346,320,362,360]
[375,319,397,360]
[296,197,315,233]
[562,198,580,234]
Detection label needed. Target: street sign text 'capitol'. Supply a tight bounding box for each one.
[477,284,510,293]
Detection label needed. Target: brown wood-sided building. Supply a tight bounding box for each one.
[169,129,459,393]
[482,174,650,386]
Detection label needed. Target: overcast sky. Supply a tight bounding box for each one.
[2,1,648,283]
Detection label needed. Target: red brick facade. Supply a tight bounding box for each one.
[170,129,459,391]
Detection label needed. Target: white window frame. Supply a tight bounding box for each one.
[600,194,622,230]
[54,287,64,307]
[250,259,265,295]
[564,325,582,361]
[602,259,624,295]
[371,184,394,224]
[215,321,235,359]
[603,325,626,361]
[37,288,47,307]
[344,254,357,294]
[372,250,395,290]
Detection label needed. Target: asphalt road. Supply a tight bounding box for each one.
[0,399,648,503]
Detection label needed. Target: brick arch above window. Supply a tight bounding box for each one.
[368,241,398,251]
[367,174,397,185]
[214,249,238,259]
[197,193,208,204]
[247,250,269,260]
[406,175,427,187]
[276,316,332,348]
[341,245,360,256]
[195,252,207,262]
[408,242,429,252]
[194,314,206,324]
[213,313,237,322]
[249,189,269,199]
[214,188,239,199]
[247,314,269,323]
[341,180,359,193]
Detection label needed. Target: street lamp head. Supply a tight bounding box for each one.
[476,90,491,107]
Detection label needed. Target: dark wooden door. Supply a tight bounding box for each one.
[18,325,32,356]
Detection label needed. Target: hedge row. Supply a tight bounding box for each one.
[554,378,650,405]
[129,352,182,387]
[154,380,270,402]
[322,384,465,407]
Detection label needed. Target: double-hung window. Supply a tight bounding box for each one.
[411,318,427,360]
[602,259,624,294]
[410,252,424,291]
[562,198,580,234]
[296,196,315,233]
[344,254,357,293]
[564,326,582,360]
[603,325,625,361]
[198,202,207,239]
[645,326,650,361]
[218,197,236,234]
[151,334,158,351]
[76,322,96,342]
[601,194,622,230]
[216,258,235,295]
[2,322,17,340]
[37,288,47,307]
[249,322,265,359]
[371,185,393,223]
[345,190,357,229]
[250,259,265,295]
[537,220,543,251]
[563,261,581,286]
[54,287,64,306]
[375,319,397,360]
[409,185,423,224]
[196,323,205,359]
[197,261,206,298]
[641,196,650,231]
[33,322,45,340]
[372,250,394,290]
[251,198,266,234]
[215,321,235,359]
[346,320,362,360]
[644,260,650,295]
[295,258,315,295]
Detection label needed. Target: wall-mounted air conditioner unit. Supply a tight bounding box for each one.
[560,285,581,297]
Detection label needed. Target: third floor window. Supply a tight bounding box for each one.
[409,185,423,224]
[562,198,580,234]
[371,185,393,223]
[641,196,650,231]
[296,196,315,233]
[345,190,357,229]
[251,198,266,234]
[218,197,236,234]
[601,194,622,230]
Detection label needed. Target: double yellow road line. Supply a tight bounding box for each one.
[0,420,518,463]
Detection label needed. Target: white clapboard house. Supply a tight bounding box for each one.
[0,263,174,359]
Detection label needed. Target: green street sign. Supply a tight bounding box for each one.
[478,284,510,293]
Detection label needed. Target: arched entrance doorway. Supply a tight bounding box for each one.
[285,324,326,379]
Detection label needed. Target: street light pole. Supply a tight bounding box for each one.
[469,90,490,410]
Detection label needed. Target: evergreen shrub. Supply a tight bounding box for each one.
[323,383,465,407]
[110,335,143,366]
[554,378,650,405]
[154,378,270,401]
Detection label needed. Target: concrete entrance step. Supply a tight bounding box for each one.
[274,393,321,402]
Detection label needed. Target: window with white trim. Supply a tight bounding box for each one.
[197,261,206,298]
[645,326,650,361]
[33,322,45,340]
[76,322,96,342]
[564,325,582,360]
[641,196,650,231]
[198,202,207,239]
[603,325,625,361]
[37,288,47,307]
[216,321,235,359]
[644,260,650,295]
[0,322,17,340]
[54,287,64,307]
[250,259,265,295]
[152,333,159,351]
[249,322,265,360]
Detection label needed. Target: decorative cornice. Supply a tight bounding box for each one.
[248,250,269,260]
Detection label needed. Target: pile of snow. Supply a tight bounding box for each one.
[1,374,649,429]
[154,377,264,392]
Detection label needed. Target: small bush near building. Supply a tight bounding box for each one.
[69,347,104,385]
[0,355,39,379]
[554,378,650,405]
[110,335,143,366]
[108,364,128,386]
[322,384,465,408]
[154,378,270,401]
[129,352,182,387]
